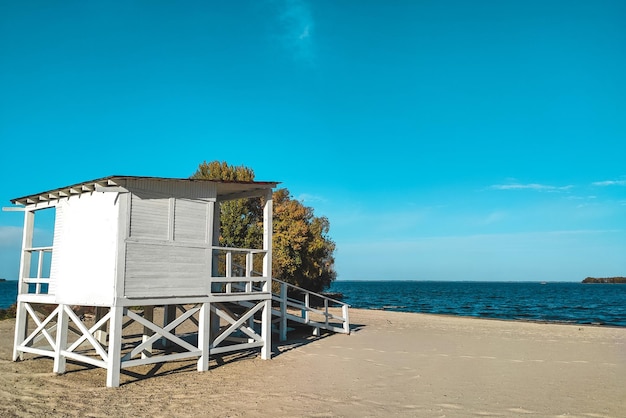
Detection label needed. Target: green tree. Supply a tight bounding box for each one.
[191,161,336,292]
[191,161,262,249]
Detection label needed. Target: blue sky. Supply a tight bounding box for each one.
[1,0,624,282]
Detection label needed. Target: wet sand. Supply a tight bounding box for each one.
[1,308,625,417]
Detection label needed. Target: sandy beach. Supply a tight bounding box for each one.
[1,308,624,417]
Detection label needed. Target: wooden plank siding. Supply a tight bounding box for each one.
[124,242,210,297]
[124,182,215,298]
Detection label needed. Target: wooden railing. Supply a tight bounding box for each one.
[272,278,350,340]
[211,247,269,295]
[22,246,53,295]
[226,260,350,339]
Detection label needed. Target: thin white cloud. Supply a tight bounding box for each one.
[480,211,506,225]
[592,180,626,186]
[275,0,315,64]
[489,183,573,192]
[0,226,22,248]
[298,193,326,203]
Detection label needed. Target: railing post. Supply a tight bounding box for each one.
[324,299,329,327]
[246,252,253,292]
[304,293,310,323]
[36,249,44,294]
[342,304,350,335]
[279,282,287,341]
[225,251,232,293]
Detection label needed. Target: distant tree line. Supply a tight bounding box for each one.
[582,277,626,284]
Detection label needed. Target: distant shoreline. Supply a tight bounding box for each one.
[582,277,626,284]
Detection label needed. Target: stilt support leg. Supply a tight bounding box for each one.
[95,307,108,345]
[12,301,27,361]
[162,305,176,347]
[142,306,154,359]
[197,302,210,372]
[261,298,272,360]
[53,304,68,374]
[106,306,124,388]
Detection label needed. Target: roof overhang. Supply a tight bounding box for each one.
[10,175,280,206]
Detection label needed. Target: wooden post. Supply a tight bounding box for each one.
[210,201,221,338]
[106,306,124,388]
[35,249,44,294]
[18,210,34,295]
[261,192,272,360]
[342,304,350,335]
[12,301,27,361]
[304,293,310,323]
[53,304,68,374]
[279,282,287,341]
[325,299,329,327]
[197,302,210,372]
[142,306,154,358]
[94,307,108,345]
[162,305,176,347]
[13,209,35,361]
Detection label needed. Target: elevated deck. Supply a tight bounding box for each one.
[13,278,349,386]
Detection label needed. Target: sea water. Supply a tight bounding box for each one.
[328,281,626,327]
[2,279,624,327]
[0,281,18,309]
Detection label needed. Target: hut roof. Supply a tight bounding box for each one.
[10,175,279,206]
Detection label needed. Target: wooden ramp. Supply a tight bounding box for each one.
[234,278,350,341]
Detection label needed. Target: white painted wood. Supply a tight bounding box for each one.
[49,205,62,296]
[13,209,35,362]
[114,191,130,302]
[197,302,210,372]
[210,341,264,355]
[18,210,34,294]
[125,309,198,354]
[12,302,27,361]
[10,176,284,386]
[94,307,108,345]
[162,305,177,348]
[261,192,273,359]
[122,351,202,368]
[16,346,56,358]
[212,302,264,347]
[106,306,123,388]
[61,351,107,369]
[53,192,118,306]
[53,304,68,374]
[174,199,208,242]
[22,303,58,349]
[142,306,153,359]
[129,194,169,239]
[65,309,110,361]
[94,185,128,193]
[343,304,350,334]
[279,282,287,341]
[124,242,209,297]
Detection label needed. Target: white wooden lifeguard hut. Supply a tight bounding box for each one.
[7,175,278,387]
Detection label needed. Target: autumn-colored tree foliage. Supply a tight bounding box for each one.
[191,161,336,292]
